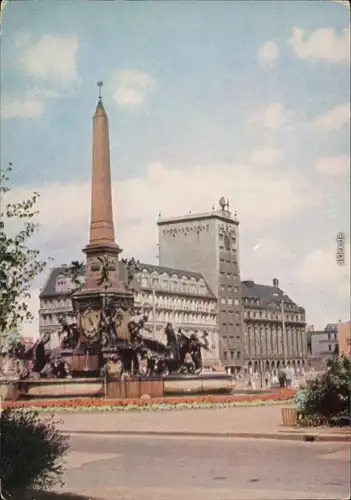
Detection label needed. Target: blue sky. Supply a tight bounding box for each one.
[1,0,350,335]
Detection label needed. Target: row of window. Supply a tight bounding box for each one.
[137,308,217,326]
[220,271,239,278]
[220,296,240,304]
[139,276,207,296]
[136,293,217,313]
[223,350,241,361]
[221,322,241,328]
[41,299,72,310]
[219,283,240,292]
[245,310,304,322]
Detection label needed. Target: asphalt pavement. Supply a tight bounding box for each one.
[53,434,350,499]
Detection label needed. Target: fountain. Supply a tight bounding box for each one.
[1,86,233,401]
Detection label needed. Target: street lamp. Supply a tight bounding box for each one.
[147,278,157,338]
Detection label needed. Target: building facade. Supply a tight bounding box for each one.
[239,279,308,373]
[338,320,351,357]
[157,199,244,368]
[39,263,220,367]
[310,323,339,366]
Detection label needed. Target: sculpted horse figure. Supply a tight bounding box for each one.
[58,316,80,350]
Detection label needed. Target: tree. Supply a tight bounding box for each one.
[0,164,47,340]
[296,354,351,427]
[0,408,69,496]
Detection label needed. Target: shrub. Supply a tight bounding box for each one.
[0,408,69,495]
[297,355,351,427]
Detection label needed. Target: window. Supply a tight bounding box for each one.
[328,333,331,340]
[220,298,226,304]
[328,344,332,352]
[223,351,228,360]
[230,351,235,360]
[236,351,241,359]
[234,299,239,305]
[233,286,238,292]
[227,298,233,305]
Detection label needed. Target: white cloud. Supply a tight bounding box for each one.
[16,34,79,83]
[296,244,350,300]
[249,102,289,130]
[316,155,350,177]
[289,26,350,63]
[249,147,285,166]
[258,41,279,68]
[112,69,156,108]
[313,103,350,131]
[5,160,322,262]
[1,96,44,119]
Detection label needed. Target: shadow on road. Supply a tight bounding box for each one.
[9,491,100,500]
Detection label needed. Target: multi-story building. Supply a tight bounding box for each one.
[310,323,339,367]
[157,198,244,369]
[239,278,308,374]
[338,320,351,357]
[39,262,220,367]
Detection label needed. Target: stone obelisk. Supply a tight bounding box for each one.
[72,82,133,343]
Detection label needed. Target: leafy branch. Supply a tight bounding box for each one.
[0,164,47,336]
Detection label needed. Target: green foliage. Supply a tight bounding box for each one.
[0,165,47,335]
[0,408,69,494]
[298,355,351,427]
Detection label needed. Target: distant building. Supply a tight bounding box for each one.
[240,279,307,373]
[310,323,339,367]
[338,320,351,357]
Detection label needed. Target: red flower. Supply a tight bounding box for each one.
[1,388,296,410]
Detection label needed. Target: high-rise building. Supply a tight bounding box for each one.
[157,198,244,367]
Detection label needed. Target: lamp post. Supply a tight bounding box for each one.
[148,279,157,338]
[281,300,286,365]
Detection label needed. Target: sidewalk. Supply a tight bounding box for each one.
[52,405,351,443]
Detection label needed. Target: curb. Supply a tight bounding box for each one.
[61,429,351,443]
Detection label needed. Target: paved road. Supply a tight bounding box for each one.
[55,434,350,499]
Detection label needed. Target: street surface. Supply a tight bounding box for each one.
[54,434,350,499]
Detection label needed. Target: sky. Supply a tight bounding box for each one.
[1,0,350,338]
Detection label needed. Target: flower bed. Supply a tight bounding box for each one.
[2,389,296,412]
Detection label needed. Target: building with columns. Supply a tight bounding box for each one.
[240,279,307,374]
[39,262,220,367]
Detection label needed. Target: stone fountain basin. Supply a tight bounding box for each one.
[1,373,235,400]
